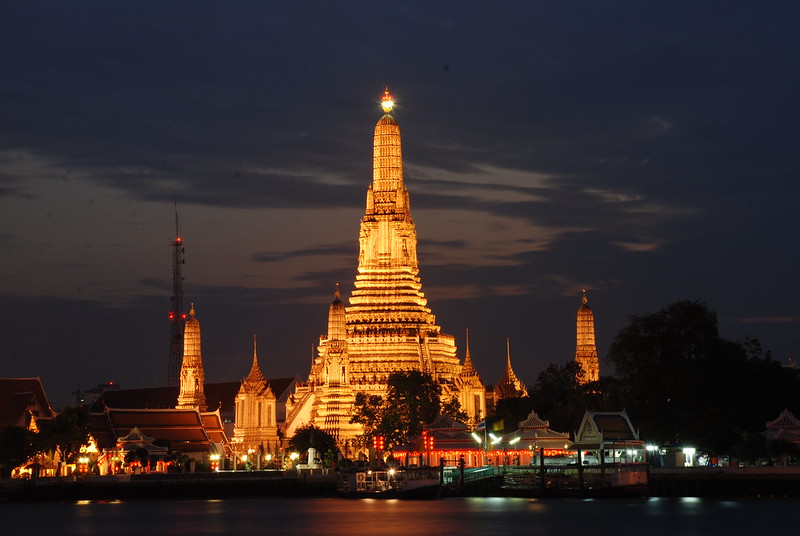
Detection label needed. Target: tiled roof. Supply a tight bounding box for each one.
[766,408,800,430]
[427,414,468,431]
[0,378,55,427]
[90,407,230,454]
[517,410,551,429]
[90,378,297,418]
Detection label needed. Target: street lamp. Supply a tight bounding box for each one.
[472,432,490,466]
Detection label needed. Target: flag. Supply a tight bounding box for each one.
[475,420,486,432]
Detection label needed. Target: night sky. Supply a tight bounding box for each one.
[1,2,798,408]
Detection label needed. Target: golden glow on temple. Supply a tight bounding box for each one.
[575,290,600,383]
[283,88,486,449]
[221,90,607,457]
[495,338,528,399]
[176,303,207,410]
[380,87,394,114]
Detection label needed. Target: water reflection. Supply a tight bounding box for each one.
[2,497,798,535]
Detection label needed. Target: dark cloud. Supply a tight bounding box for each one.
[1,1,798,406]
[252,244,355,264]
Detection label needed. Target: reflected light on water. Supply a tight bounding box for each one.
[0,497,793,535]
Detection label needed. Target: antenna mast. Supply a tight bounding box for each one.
[167,202,185,386]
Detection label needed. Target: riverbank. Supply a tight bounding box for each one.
[650,466,800,498]
[0,471,338,503]
[4,466,800,502]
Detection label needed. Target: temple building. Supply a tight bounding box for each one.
[90,306,293,467]
[453,330,488,422]
[231,336,279,457]
[574,290,600,384]
[176,304,207,410]
[284,89,487,446]
[494,338,528,401]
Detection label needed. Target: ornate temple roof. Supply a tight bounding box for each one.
[517,409,552,429]
[504,410,571,447]
[573,410,641,449]
[0,377,56,428]
[495,339,528,399]
[91,379,298,419]
[460,329,480,378]
[245,335,265,384]
[89,407,229,454]
[766,408,800,430]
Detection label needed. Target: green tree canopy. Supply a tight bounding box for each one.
[37,405,90,463]
[350,370,466,449]
[288,424,339,463]
[0,425,36,478]
[606,300,800,452]
[526,361,606,433]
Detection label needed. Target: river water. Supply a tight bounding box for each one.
[3,497,797,535]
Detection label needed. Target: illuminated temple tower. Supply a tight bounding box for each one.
[306,287,362,445]
[176,304,207,410]
[345,88,462,388]
[494,338,528,401]
[231,336,278,457]
[575,290,600,383]
[453,329,488,421]
[285,90,485,445]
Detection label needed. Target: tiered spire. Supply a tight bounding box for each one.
[246,334,265,384]
[176,303,207,410]
[327,284,347,345]
[575,290,600,383]
[495,338,528,400]
[344,88,459,381]
[461,329,479,377]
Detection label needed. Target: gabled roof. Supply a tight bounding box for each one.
[766,408,800,430]
[517,410,551,429]
[90,382,238,413]
[89,378,298,418]
[503,410,570,449]
[573,410,640,448]
[118,426,154,443]
[0,378,56,427]
[426,414,469,432]
[90,407,230,454]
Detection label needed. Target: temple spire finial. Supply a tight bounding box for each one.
[381,87,394,114]
[246,333,265,383]
[189,302,195,318]
[582,289,588,305]
[335,282,340,300]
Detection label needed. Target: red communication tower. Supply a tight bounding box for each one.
[167,203,185,386]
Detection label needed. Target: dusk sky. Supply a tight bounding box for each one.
[1,2,798,408]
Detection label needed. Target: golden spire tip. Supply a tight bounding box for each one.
[381,87,394,114]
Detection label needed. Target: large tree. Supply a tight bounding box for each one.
[606,300,800,452]
[350,370,465,449]
[526,360,611,433]
[37,406,91,463]
[288,425,339,465]
[0,426,35,478]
